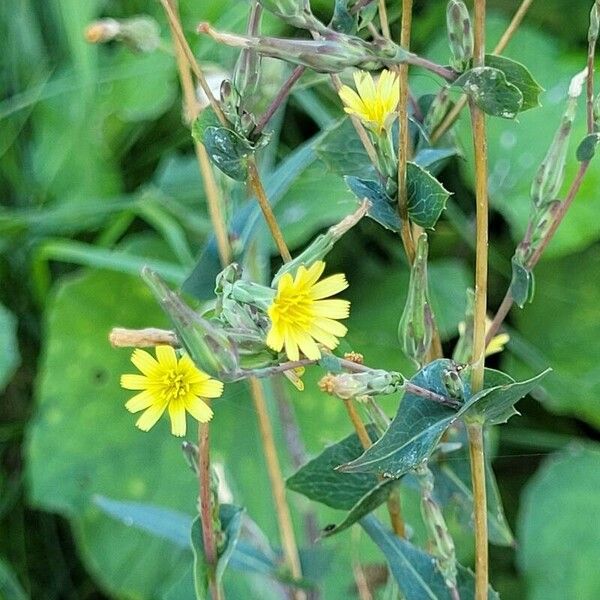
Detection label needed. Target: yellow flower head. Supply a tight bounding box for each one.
[338,69,400,134]
[120,345,224,437]
[266,261,350,362]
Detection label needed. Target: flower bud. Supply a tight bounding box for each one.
[446,1,473,72]
[398,234,436,366]
[256,0,322,32]
[142,268,239,379]
[423,88,452,135]
[589,1,600,44]
[233,2,263,101]
[85,16,161,53]
[318,370,403,400]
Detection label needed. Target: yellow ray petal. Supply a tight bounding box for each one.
[308,323,339,349]
[294,330,322,361]
[135,400,169,432]
[185,396,214,423]
[168,398,187,437]
[313,299,350,319]
[315,317,348,337]
[195,379,224,399]
[120,373,150,391]
[125,390,155,413]
[156,345,177,370]
[131,349,160,377]
[266,323,285,352]
[310,273,348,299]
[284,331,300,362]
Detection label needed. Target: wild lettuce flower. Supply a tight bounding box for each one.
[266,261,350,361]
[338,69,400,134]
[120,346,223,437]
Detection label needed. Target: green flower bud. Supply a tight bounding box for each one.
[589,2,600,43]
[423,88,452,135]
[256,0,324,32]
[233,2,263,101]
[318,369,404,400]
[398,234,436,367]
[142,268,239,379]
[446,1,473,72]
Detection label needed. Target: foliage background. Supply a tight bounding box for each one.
[1,0,599,598]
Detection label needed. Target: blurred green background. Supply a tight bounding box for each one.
[2,0,600,598]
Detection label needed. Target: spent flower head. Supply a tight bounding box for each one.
[120,346,224,437]
[338,69,400,134]
[266,260,350,361]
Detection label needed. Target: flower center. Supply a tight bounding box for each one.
[275,291,314,328]
[162,370,190,401]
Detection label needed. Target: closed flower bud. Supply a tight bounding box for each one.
[318,370,403,400]
[446,1,473,72]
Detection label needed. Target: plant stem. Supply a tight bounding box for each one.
[247,157,292,262]
[379,0,391,38]
[199,423,223,600]
[431,0,535,143]
[253,65,306,136]
[397,0,416,265]
[163,0,231,266]
[248,378,305,599]
[469,2,489,598]
[467,421,487,600]
[159,0,226,125]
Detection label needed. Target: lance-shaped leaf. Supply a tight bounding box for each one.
[461,368,551,425]
[454,66,523,119]
[485,54,543,112]
[191,504,244,599]
[339,359,460,477]
[361,515,500,599]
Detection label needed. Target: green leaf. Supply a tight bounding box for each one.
[510,255,534,308]
[94,495,192,547]
[286,427,398,537]
[344,177,401,232]
[406,162,451,228]
[519,445,600,600]
[485,54,543,112]
[361,515,500,599]
[202,126,253,181]
[454,66,523,119]
[287,427,383,510]
[576,133,600,161]
[0,302,20,392]
[191,505,244,600]
[462,369,550,425]
[339,360,460,477]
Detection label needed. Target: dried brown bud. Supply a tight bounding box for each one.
[318,374,337,394]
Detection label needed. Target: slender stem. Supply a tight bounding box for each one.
[247,158,292,262]
[397,0,416,265]
[486,160,590,345]
[431,0,535,143]
[159,0,226,125]
[164,0,231,266]
[199,423,223,600]
[405,54,456,82]
[587,6,598,134]
[379,0,391,38]
[467,421,488,600]
[253,65,306,136]
[469,2,489,598]
[344,399,373,448]
[248,378,305,598]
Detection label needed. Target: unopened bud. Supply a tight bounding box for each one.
[423,88,452,135]
[318,370,403,400]
[442,367,466,402]
[589,2,600,43]
[256,0,322,32]
[142,268,239,379]
[85,18,120,44]
[446,1,473,72]
[86,16,161,53]
[398,234,435,366]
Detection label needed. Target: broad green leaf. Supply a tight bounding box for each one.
[454,66,523,119]
[344,177,401,232]
[462,369,550,425]
[406,162,451,228]
[361,515,500,599]
[287,427,383,511]
[202,126,253,181]
[191,505,244,599]
[339,360,460,477]
[505,246,600,429]
[519,445,600,600]
[485,54,543,112]
[94,495,192,547]
[0,303,20,392]
[576,133,600,161]
[320,480,398,537]
[286,427,398,537]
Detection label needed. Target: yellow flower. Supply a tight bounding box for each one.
[120,345,224,437]
[338,69,400,134]
[266,261,350,361]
